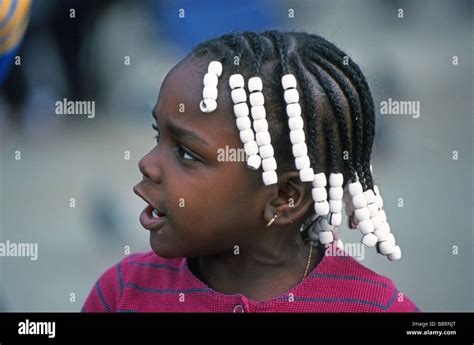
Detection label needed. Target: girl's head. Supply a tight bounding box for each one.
[133,30,377,259]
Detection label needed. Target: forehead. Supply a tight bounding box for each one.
[153,60,237,142]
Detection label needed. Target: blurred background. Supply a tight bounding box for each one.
[0,0,472,311]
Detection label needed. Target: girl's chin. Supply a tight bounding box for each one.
[149,235,181,258]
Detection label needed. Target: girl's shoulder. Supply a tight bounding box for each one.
[313,248,421,312]
[82,251,187,312]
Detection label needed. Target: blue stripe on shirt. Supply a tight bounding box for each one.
[95,281,111,312]
[117,263,123,297]
[284,289,398,311]
[310,272,390,289]
[124,282,211,294]
[129,261,184,272]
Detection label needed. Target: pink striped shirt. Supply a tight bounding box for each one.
[82,245,419,312]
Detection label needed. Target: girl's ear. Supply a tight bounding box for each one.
[263,170,313,227]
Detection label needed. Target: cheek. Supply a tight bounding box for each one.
[160,162,262,253]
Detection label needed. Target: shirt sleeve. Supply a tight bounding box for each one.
[384,280,421,312]
[81,261,124,312]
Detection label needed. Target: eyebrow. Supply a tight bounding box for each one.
[152,111,211,149]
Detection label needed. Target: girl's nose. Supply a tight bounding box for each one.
[138,149,162,183]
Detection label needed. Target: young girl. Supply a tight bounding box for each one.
[82,30,419,312]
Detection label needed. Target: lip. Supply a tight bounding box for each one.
[139,205,167,231]
[133,182,167,215]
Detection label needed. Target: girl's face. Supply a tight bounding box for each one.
[133,59,277,258]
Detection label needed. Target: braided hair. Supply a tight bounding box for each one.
[190,29,377,210]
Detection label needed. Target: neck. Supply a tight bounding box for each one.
[191,229,324,302]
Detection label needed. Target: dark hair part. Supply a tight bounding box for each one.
[190,30,376,192]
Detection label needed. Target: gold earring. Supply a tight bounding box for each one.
[266,214,278,228]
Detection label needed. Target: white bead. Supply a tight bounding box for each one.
[387,245,402,261]
[249,92,264,106]
[248,77,263,92]
[253,118,269,132]
[314,201,329,216]
[246,154,261,170]
[233,103,249,117]
[290,129,305,144]
[387,232,396,244]
[239,128,254,143]
[352,193,367,209]
[251,105,266,120]
[367,203,380,218]
[364,189,376,204]
[311,187,327,202]
[329,187,343,200]
[295,155,310,169]
[259,144,274,159]
[203,73,218,87]
[288,116,304,131]
[286,103,301,117]
[373,224,390,241]
[318,230,334,244]
[375,194,384,209]
[236,116,251,131]
[379,234,396,255]
[299,168,314,182]
[199,99,217,113]
[284,89,299,104]
[202,86,217,100]
[229,74,244,89]
[371,214,384,230]
[262,170,278,185]
[329,199,342,213]
[373,185,379,195]
[380,222,391,234]
[281,74,297,90]
[354,207,370,222]
[329,173,344,187]
[262,157,277,171]
[358,219,375,234]
[244,141,258,155]
[319,217,334,231]
[255,131,271,146]
[292,143,308,157]
[312,173,327,188]
[379,210,387,222]
[231,88,247,104]
[362,233,378,247]
[208,61,222,77]
[328,212,341,226]
[348,181,363,196]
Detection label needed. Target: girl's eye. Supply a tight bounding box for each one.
[152,123,198,163]
[176,146,197,162]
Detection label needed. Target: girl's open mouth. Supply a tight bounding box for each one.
[139,205,167,231]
